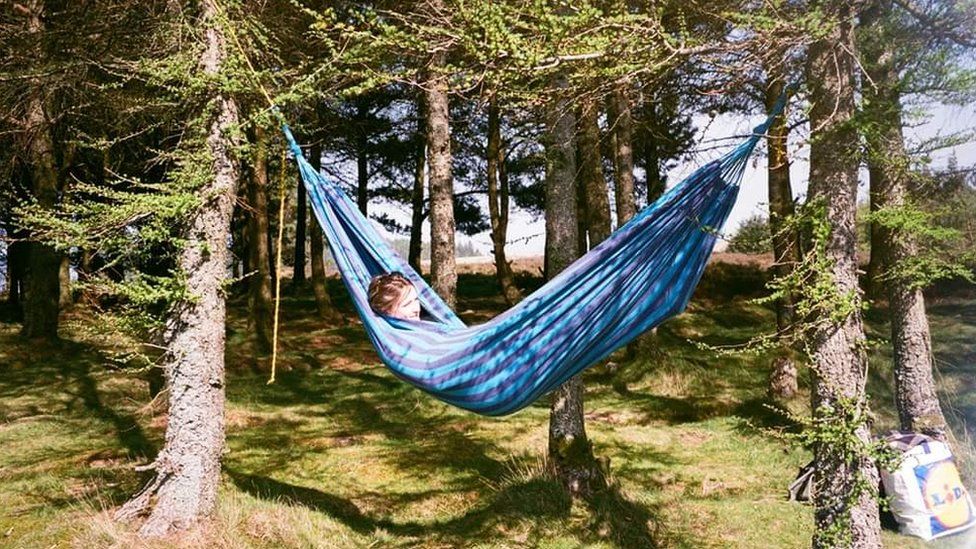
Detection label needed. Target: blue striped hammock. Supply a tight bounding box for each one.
[281,111,776,416]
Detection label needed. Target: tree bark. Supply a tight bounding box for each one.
[266,200,276,283]
[866,177,885,298]
[611,85,656,357]
[409,98,426,273]
[577,98,612,247]
[642,103,666,204]
[58,254,72,308]
[765,78,798,332]
[575,161,589,256]
[862,0,948,441]
[545,77,603,496]
[805,4,881,547]
[293,174,307,288]
[356,102,369,215]
[486,100,521,306]
[307,142,338,322]
[246,126,274,354]
[21,0,61,339]
[116,1,240,535]
[764,77,799,400]
[608,83,636,226]
[425,45,457,309]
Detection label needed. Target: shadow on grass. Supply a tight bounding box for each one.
[731,397,804,434]
[612,390,738,425]
[234,344,508,480]
[0,332,156,511]
[227,469,380,533]
[55,342,157,460]
[583,483,661,548]
[0,334,156,461]
[230,372,509,482]
[228,466,674,546]
[225,346,675,545]
[227,467,574,543]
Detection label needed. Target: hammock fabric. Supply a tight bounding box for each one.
[281,110,778,416]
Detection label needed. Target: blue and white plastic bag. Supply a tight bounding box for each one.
[881,432,976,540]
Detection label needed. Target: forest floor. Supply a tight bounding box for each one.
[1,257,976,548]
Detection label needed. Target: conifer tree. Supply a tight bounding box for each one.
[113,0,241,534]
[805,2,881,545]
[859,0,975,440]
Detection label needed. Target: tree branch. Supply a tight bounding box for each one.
[891,0,976,48]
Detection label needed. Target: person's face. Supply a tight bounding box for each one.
[393,286,421,320]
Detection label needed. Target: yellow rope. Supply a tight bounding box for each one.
[269,149,288,384]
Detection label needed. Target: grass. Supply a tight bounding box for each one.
[0,262,974,547]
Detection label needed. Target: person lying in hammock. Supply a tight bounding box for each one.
[367,272,421,320]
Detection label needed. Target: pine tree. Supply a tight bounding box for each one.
[486,100,522,305]
[115,0,243,534]
[19,0,62,339]
[858,0,975,440]
[805,2,881,545]
[245,125,275,354]
[425,15,458,308]
[544,75,605,496]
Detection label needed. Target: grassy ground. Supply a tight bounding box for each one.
[1,260,975,548]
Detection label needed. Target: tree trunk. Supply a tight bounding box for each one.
[307,143,338,322]
[578,98,612,246]
[425,45,457,309]
[862,1,948,440]
[229,199,247,292]
[866,176,885,298]
[293,175,307,288]
[239,205,251,276]
[266,199,276,283]
[246,126,274,354]
[116,2,240,535]
[612,87,655,357]
[409,98,426,273]
[356,103,369,215]
[545,77,603,496]
[6,227,25,309]
[765,78,798,332]
[805,5,881,547]
[642,104,666,205]
[575,162,589,256]
[608,83,636,226]
[764,77,799,400]
[58,254,72,308]
[486,101,521,306]
[21,0,61,340]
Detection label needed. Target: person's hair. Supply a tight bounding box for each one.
[367,272,415,316]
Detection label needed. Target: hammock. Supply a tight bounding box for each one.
[281,110,778,416]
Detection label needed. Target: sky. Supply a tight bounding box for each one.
[377,99,976,258]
